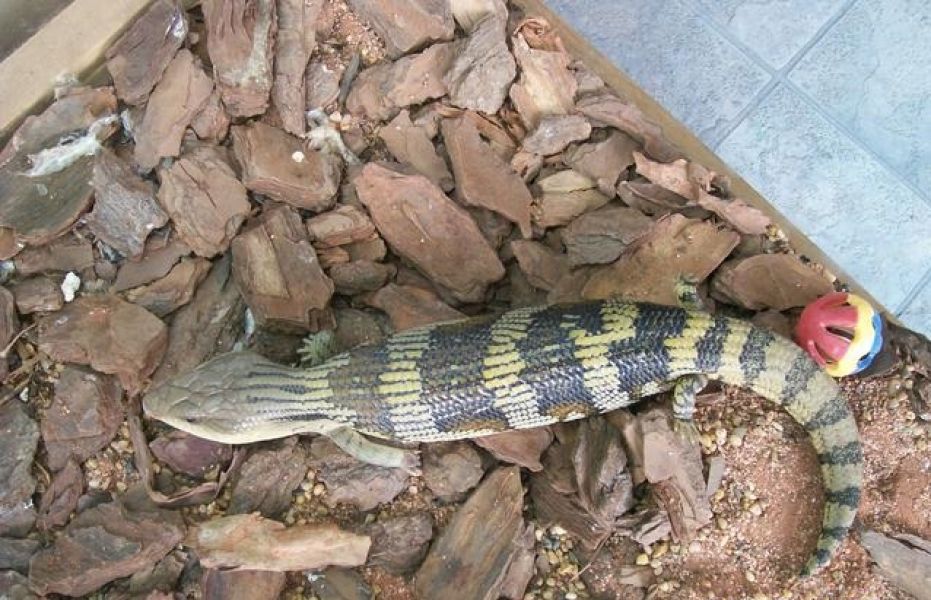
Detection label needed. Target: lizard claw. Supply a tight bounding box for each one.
[673,418,700,446]
[400,450,422,477]
[298,330,337,367]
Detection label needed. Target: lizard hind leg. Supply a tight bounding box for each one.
[671,374,709,444]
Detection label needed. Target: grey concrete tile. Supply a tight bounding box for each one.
[718,84,931,312]
[695,0,849,69]
[899,283,931,338]
[790,0,931,193]
[547,0,770,143]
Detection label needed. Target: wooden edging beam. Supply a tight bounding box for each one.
[0,0,890,321]
[516,0,889,318]
[0,0,153,142]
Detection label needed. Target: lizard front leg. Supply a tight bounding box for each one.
[671,374,708,444]
[326,426,421,476]
[674,274,705,311]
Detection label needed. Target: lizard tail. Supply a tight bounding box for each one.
[714,324,862,577]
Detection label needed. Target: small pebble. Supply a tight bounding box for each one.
[635,553,650,566]
[312,483,326,496]
[653,541,669,558]
[891,391,909,408]
[558,563,578,577]
[61,272,80,302]
[728,427,747,447]
[715,427,727,447]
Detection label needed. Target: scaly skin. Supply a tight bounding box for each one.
[143,300,862,576]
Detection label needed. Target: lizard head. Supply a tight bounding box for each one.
[142,351,338,444]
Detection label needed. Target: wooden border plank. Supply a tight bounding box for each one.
[0,0,153,141]
[514,0,888,316]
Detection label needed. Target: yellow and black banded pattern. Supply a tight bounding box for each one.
[143,299,862,576]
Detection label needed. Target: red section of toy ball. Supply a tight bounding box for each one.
[794,291,883,378]
[795,292,857,367]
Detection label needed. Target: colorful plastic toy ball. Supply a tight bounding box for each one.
[794,292,883,377]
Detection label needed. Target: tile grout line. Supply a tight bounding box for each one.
[706,78,776,151]
[674,0,931,317]
[688,0,861,78]
[680,0,931,210]
[894,266,931,316]
[684,0,860,149]
[775,0,863,77]
[783,79,931,210]
[674,0,778,149]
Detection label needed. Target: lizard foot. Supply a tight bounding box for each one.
[673,418,700,446]
[298,329,337,367]
[399,449,422,477]
[674,274,705,311]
